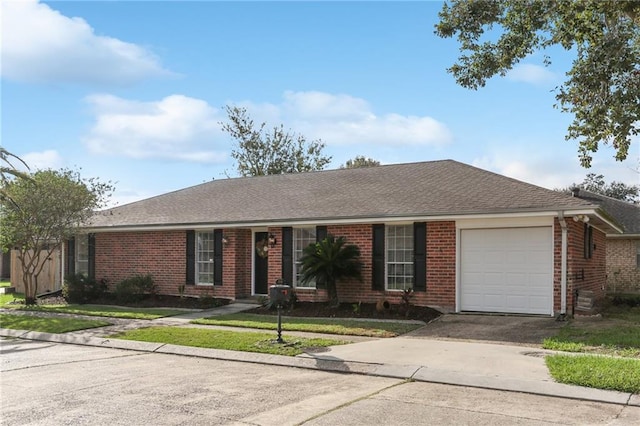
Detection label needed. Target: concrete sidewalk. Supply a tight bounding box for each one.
[1,304,638,408]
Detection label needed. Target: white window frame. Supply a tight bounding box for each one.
[385,224,414,291]
[75,235,89,276]
[293,227,316,288]
[196,231,215,285]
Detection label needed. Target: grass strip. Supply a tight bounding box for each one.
[0,313,111,333]
[111,326,347,356]
[17,304,189,320]
[546,354,640,394]
[543,324,640,358]
[192,313,422,337]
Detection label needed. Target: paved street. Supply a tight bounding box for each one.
[2,338,639,425]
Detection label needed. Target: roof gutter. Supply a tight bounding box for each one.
[558,211,568,317]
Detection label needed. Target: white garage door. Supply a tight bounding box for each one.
[460,227,553,315]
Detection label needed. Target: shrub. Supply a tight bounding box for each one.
[115,274,156,304]
[62,274,107,304]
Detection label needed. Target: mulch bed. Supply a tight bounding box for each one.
[248,301,441,323]
[35,293,441,322]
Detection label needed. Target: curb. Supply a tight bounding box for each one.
[1,328,637,407]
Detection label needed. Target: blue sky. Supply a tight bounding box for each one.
[2,0,638,207]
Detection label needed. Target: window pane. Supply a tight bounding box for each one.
[196,231,214,285]
[76,235,89,275]
[386,225,414,291]
[294,227,316,288]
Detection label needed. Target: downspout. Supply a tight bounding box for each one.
[558,211,568,319]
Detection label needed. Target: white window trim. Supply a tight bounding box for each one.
[385,224,414,291]
[75,235,89,276]
[293,227,316,288]
[195,231,215,286]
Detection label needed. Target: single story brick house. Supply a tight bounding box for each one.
[571,188,640,293]
[67,160,622,317]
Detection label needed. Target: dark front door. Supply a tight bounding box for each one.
[254,232,269,295]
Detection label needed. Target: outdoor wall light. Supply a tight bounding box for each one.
[268,233,277,248]
[572,215,590,223]
[222,235,230,245]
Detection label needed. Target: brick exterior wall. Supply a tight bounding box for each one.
[85,218,607,315]
[266,222,457,311]
[565,220,607,309]
[606,238,640,293]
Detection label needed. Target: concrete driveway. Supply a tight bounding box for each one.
[406,314,565,345]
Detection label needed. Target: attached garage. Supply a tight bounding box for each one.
[459,227,553,315]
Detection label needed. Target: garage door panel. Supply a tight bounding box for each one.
[461,227,553,315]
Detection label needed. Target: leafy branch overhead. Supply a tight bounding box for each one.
[435,0,640,167]
[220,106,332,177]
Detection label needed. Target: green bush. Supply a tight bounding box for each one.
[63,274,107,304]
[115,274,156,304]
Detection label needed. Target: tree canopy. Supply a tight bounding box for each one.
[571,173,639,203]
[435,0,640,168]
[340,156,381,169]
[0,147,31,205]
[220,106,332,177]
[0,168,113,304]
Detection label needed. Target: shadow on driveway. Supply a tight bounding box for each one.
[406,314,565,346]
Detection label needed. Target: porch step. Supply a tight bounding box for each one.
[575,290,595,311]
[0,286,15,294]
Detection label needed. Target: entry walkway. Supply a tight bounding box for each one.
[1,304,638,407]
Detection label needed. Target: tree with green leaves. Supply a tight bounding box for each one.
[299,235,363,307]
[0,169,113,304]
[220,106,332,177]
[435,0,640,168]
[0,147,31,205]
[573,173,639,202]
[340,156,381,169]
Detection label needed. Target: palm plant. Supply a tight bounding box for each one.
[299,235,363,306]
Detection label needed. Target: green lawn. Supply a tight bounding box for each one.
[543,306,640,358]
[18,304,190,320]
[111,326,347,356]
[546,354,640,394]
[543,304,640,392]
[192,313,423,337]
[0,292,24,306]
[0,313,111,333]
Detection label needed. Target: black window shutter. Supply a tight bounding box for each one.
[413,222,426,292]
[316,226,327,242]
[214,229,223,286]
[186,230,195,284]
[372,224,385,291]
[87,234,96,280]
[281,227,293,286]
[66,237,76,276]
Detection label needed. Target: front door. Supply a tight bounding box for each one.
[254,232,269,295]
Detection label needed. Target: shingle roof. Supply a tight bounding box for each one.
[87,160,602,229]
[571,189,640,235]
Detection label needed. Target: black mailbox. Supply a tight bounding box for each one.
[269,284,291,305]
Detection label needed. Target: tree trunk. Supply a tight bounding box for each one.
[327,279,339,307]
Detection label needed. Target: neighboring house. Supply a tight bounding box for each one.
[571,189,640,293]
[71,160,622,317]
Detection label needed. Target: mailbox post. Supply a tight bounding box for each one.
[269,283,291,343]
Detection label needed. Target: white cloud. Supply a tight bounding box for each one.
[84,94,226,163]
[507,64,557,86]
[20,150,64,171]
[84,90,453,163]
[243,91,453,146]
[473,154,584,190]
[1,0,171,86]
